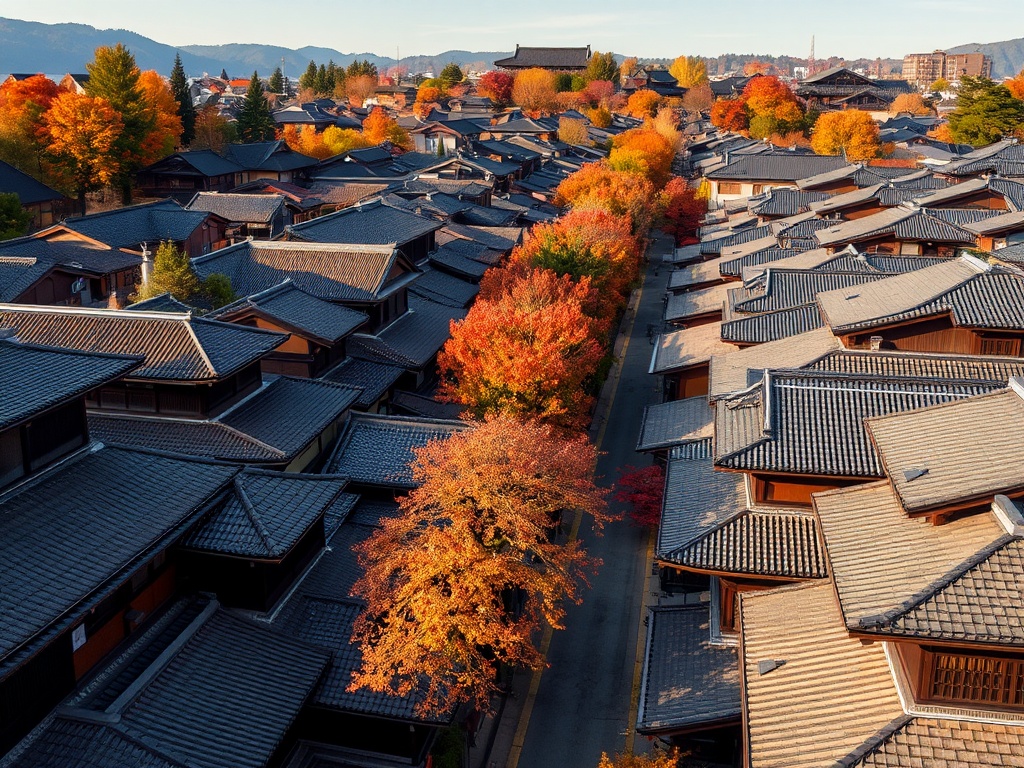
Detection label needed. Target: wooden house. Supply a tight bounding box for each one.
[493,45,592,72]
[0,159,68,230]
[185,191,289,240]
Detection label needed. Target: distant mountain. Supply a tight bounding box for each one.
[0,17,510,79]
[948,37,1024,79]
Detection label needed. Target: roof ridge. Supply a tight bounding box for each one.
[855,533,1017,631]
[180,317,218,378]
[232,475,277,554]
[835,714,917,768]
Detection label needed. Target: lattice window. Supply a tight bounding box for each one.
[927,651,1024,708]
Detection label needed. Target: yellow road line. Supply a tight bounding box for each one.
[624,524,656,754]
[505,262,651,768]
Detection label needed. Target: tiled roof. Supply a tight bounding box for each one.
[667,258,725,291]
[183,470,351,558]
[10,603,329,768]
[658,457,747,558]
[720,247,803,278]
[429,243,492,279]
[715,370,1001,478]
[347,297,465,369]
[747,188,830,217]
[708,326,841,400]
[814,481,1017,643]
[636,397,713,452]
[125,292,194,313]
[0,339,141,430]
[738,247,837,280]
[664,283,730,322]
[817,257,1024,333]
[320,357,404,408]
[391,391,468,420]
[185,192,285,223]
[707,154,850,182]
[963,207,1024,235]
[325,412,468,488]
[209,280,368,343]
[699,224,773,255]
[0,159,65,205]
[0,237,141,301]
[866,387,1024,514]
[733,270,888,314]
[810,349,1024,381]
[62,199,213,250]
[408,267,480,308]
[4,716,184,768]
[636,605,741,734]
[740,581,905,768]
[91,377,359,463]
[431,236,504,266]
[0,446,237,671]
[286,199,441,246]
[192,240,412,302]
[814,205,976,247]
[437,223,522,252]
[0,305,285,381]
[650,322,736,374]
[842,717,1024,767]
[223,140,318,173]
[719,304,824,344]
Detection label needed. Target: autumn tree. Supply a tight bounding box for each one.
[889,92,932,116]
[585,106,613,128]
[322,126,372,155]
[236,71,276,143]
[682,83,714,114]
[609,127,676,187]
[614,464,665,528]
[0,193,31,241]
[87,44,156,203]
[624,89,662,118]
[811,109,881,160]
[362,106,411,149]
[948,76,1024,147]
[169,53,196,146]
[660,177,706,245]
[581,79,614,106]
[281,125,331,160]
[554,163,658,233]
[345,74,378,107]
[138,71,184,164]
[669,56,708,88]
[477,70,514,106]
[0,74,60,178]
[191,105,237,151]
[710,97,749,132]
[743,60,775,76]
[930,77,950,93]
[439,268,604,428]
[350,415,609,715]
[598,751,679,768]
[44,92,123,213]
[743,75,804,139]
[585,51,619,84]
[512,68,558,114]
[619,57,638,81]
[558,116,589,146]
[134,240,200,302]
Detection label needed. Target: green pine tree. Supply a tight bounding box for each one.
[0,193,31,241]
[236,71,276,143]
[299,60,317,92]
[439,63,463,90]
[86,43,156,204]
[134,241,200,302]
[316,64,330,95]
[170,53,196,146]
[268,66,284,94]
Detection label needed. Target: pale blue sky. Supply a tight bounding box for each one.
[0,1,1018,59]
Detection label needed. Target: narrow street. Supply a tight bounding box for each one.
[509,233,672,768]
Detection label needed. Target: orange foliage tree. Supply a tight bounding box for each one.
[138,70,184,163]
[439,268,604,429]
[511,68,557,114]
[345,74,377,107]
[322,125,372,155]
[349,415,610,715]
[609,127,676,187]
[554,162,658,232]
[361,106,411,149]
[710,98,749,132]
[0,74,61,177]
[44,92,123,213]
[598,751,680,768]
[281,125,334,160]
[625,89,662,118]
[1005,69,1024,101]
[889,92,932,116]
[811,109,881,160]
[585,106,613,128]
[660,177,707,245]
[742,75,804,138]
[512,207,642,316]
[477,70,514,106]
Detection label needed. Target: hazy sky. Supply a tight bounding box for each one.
[0,1,1017,60]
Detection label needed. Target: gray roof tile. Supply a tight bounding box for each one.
[287,199,441,246]
[347,297,465,369]
[636,397,714,452]
[62,200,214,250]
[185,192,285,223]
[320,358,404,408]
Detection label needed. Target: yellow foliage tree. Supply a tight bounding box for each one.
[512,68,558,114]
[558,117,590,146]
[668,56,708,88]
[597,751,680,768]
[585,106,613,128]
[889,92,932,116]
[811,110,881,161]
[44,92,123,213]
[323,126,373,155]
[625,89,662,118]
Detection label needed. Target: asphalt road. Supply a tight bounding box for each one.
[513,235,672,768]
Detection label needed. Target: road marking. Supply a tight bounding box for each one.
[505,256,652,768]
[624,524,656,754]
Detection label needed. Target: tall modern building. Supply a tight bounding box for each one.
[902,49,992,88]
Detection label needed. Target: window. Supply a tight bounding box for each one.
[718,182,742,195]
[980,337,1020,356]
[925,649,1024,710]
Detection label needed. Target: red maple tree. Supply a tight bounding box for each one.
[614,464,665,528]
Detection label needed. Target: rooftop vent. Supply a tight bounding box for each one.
[758,659,786,676]
[845,293,860,301]
[903,467,929,483]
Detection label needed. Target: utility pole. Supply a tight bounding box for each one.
[807,35,816,78]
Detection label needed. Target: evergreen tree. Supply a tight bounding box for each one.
[219,68,229,81]
[347,59,378,79]
[299,60,317,92]
[584,51,619,84]
[439,63,463,89]
[236,71,276,143]
[0,193,31,241]
[948,76,1024,147]
[134,240,199,302]
[268,67,284,94]
[170,53,196,146]
[86,44,156,204]
[316,64,330,95]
